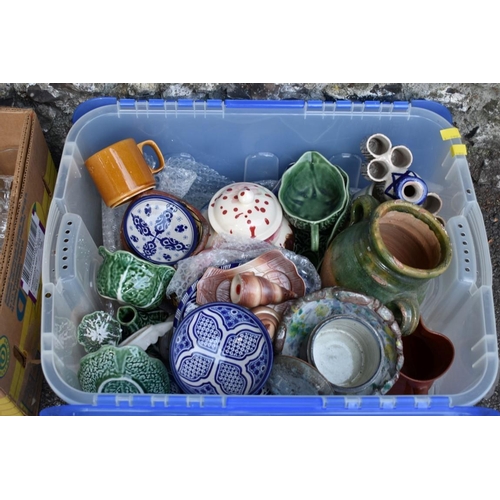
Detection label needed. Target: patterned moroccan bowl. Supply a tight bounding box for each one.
[121,191,209,265]
[170,302,273,395]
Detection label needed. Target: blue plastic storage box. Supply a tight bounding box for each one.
[40,99,499,415]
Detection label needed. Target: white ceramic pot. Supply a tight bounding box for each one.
[206,182,294,249]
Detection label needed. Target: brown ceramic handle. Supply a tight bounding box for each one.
[349,195,379,226]
[137,140,165,174]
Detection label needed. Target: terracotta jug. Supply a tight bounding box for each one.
[320,196,452,335]
[387,318,455,395]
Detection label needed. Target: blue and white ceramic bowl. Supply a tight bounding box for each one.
[122,193,199,265]
[170,302,273,395]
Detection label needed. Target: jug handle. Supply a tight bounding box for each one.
[387,298,420,336]
[349,195,379,226]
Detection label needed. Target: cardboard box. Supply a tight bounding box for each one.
[0,107,56,416]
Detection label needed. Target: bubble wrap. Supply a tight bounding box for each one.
[101,200,128,253]
[167,153,234,210]
[154,165,197,199]
[166,233,321,301]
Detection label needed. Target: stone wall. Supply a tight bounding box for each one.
[1,83,500,175]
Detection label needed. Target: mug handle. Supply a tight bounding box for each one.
[310,224,319,252]
[387,298,420,337]
[349,195,380,226]
[137,140,165,174]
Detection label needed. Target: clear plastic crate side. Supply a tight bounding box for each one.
[421,214,478,325]
[41,212,108,405]
[41,198,64,287]
[41,282,95,405]
[463,202,493,289]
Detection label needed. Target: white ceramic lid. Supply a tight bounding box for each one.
[208,182,283,240]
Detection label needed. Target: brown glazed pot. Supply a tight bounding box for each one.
[320,195,452,335]
[387,318,455,395]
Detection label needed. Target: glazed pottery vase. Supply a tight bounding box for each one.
[116,305,169,338]
[96,247,175,310]
[77,311,122,353]
[78,345,170,394]
[320,196,452,335]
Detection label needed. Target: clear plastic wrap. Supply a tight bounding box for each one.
[166,233,321,301]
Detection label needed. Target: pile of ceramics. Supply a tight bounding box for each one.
[75,136,455,397]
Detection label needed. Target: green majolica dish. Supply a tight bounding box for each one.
[116,305,169,338]
[77,311,122,353]
[78,345,170,394]
[96,247,175,310]
[278,151,350,252]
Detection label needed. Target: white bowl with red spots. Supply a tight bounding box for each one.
[207,182,294,249]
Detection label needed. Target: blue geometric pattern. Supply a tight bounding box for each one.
[170,303,273,395]
[172,325,193,359]
[191,383,219,395]
[215,361,246,394]
[179,352,214,382]
[222,331,260,360]
[247,342,271,388]
[192,313,222,353]
[123,195,198,265]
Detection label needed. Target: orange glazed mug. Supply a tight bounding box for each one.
[84,138,165,208]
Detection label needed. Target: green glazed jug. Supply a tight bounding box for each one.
[278,151,350,252]
[320,196,452,335]
[96,247,175,310]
